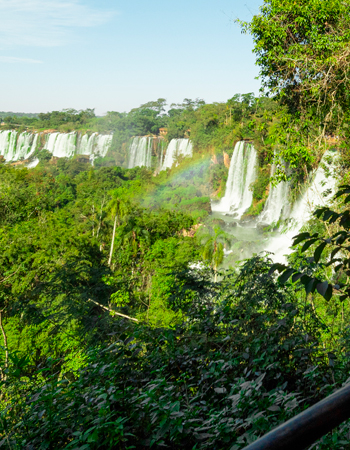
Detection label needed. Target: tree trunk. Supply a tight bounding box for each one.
[92,204,95,236]
[96,199,105,239]
[108,215,117,267]
[214,265,218,283]
[0,310,8,381]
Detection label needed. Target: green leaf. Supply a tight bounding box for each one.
[268,263,287,276]
[332,231,348,239]
[331,247,342,259]
[314,242,327,263]
[301,238,319,252]
[292,232,311,246]
[323,210,334,221]
[292,272,304,283]
[279,268,295,284]
[316,281,329,298]
[314,207,327,218]
[336,235,347,245]
[329,214,340,224]
[305,277,317,295]
[335,188,350,199]
[324,284,333,301]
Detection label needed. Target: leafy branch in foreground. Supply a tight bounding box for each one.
[270,185,350,302]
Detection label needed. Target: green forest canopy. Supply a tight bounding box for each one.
[2,0,350,448]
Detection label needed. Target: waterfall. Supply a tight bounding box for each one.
[128,137,153,169]
[13,132,33,160]
[0,130,112,164]
[265,151,338,262]
[77,133,98,156]
[77,134,89,154]
[95,134,113,157]
[161,139,193,170]
[289,152,338,226]
[44,133,59,153]
[86,134,97,155]
[211,141,258,219]
[157,138,167,171]
[259,162,289,225]
[27,134,39,159]
[42,131,113,159]
[0,130,18,160]
[43,132,77,158]
[0,130,38,161]
[27,158,39,168]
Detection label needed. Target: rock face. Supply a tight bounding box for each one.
[223,151,230,169]
[182,224,202,237]
[211,154,218,165]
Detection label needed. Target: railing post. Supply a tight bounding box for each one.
[242,383,350,450]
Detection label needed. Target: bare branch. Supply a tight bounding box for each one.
[88,298,139,322]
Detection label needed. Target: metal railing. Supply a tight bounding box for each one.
[243,383,350,450]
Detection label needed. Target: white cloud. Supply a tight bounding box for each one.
[0,56,43,63]
[0,0,115,48]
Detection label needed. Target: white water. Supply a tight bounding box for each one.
[95,134,113,158]
[265,151,338,262]
[211,141,258,219]
[259,163,289,225]
[0,130,18,160]
[43,132,77,158]
[27,134,39,159]
[77,133,96,156]
[0,130,112,164]
[161,139,193,170]
[128,137,153,169]
[27,158,39,168]
[0,130,40,161]
[77,133,113,158]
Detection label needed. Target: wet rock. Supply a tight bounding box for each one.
[226,221,237,228]
[256,222,270,232]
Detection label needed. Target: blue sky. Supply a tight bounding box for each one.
[0,0,263,115]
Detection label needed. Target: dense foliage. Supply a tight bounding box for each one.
[1,157,350,449]
[3,255,350,449]
[241,0,350,183]
[2,0,350,448]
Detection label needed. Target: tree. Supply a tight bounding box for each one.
[198,226,231,282]
[107,194,131,267]
[139,98,167,115]
[240,0,350,171]
[241,0,350,118]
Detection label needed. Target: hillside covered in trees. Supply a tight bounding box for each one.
[2,0,350,448]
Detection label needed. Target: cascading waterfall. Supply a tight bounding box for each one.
[0,130,39,161]
[43,132,77,158]
[13,132,33,160]
[161,139,193,170]
[95,134,113,158]
[128,137,153,169]
[289,152,338,227]
[28,134,39,159]
[0,130,113,165]
[78,133,97,156]
[27,158,39,168]
[77,133,112,160]
[0,130,18,160]
[211,141,258,219]
[157,139,167,171]
[259,162,289,225]
[265,151,339,262]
